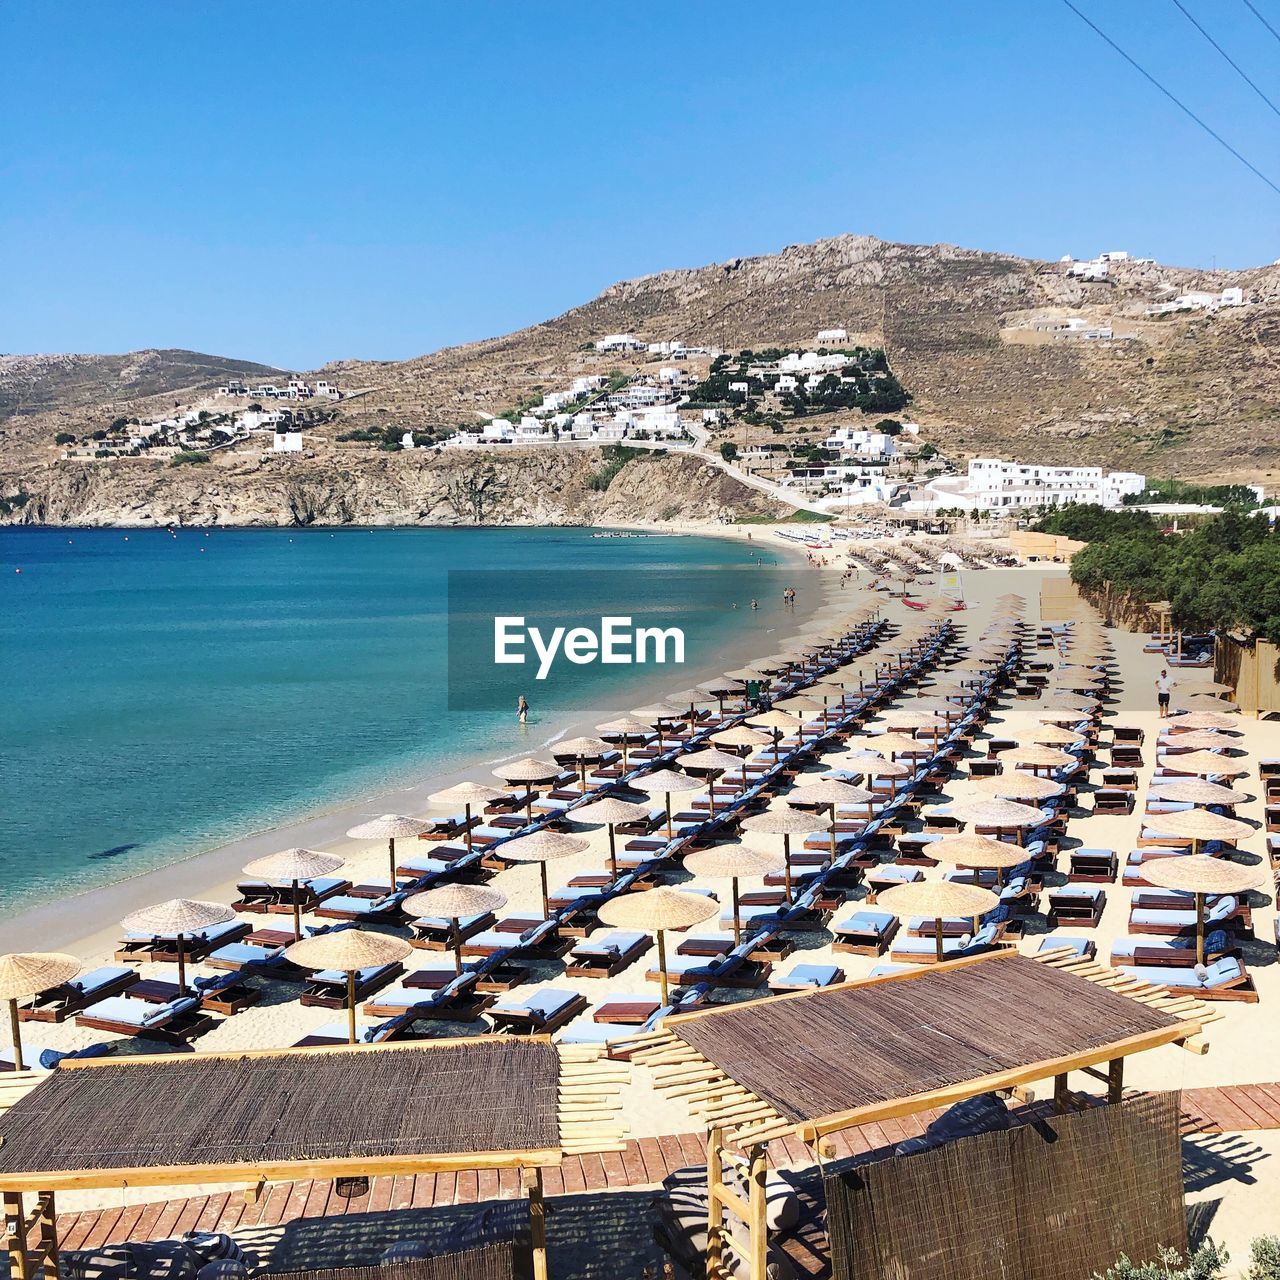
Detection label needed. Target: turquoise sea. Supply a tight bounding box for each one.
[0,527,804,917]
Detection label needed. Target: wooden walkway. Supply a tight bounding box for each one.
[50,1083,1280,1251]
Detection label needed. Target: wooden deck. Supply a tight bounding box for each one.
[49,1083,1280,1251]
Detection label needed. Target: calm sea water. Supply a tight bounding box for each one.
[0,527,802,916]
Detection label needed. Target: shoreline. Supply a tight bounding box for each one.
[0,524,832,956]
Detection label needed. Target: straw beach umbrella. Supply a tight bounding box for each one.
[950,798,1044,845]
[1175,694,1240,713]
[1139,856,1265,965]
[683,845,784,947]
[596,716,653,769]
[1161,731,1240,752]
[427,783,505,854]
[1029,725,1086,747]
[552,736,613,791]
[120,899,234,995]
[631,768,701,839]
[679,747,749,816]
[285,929,412,1044]
[243,847,345,940]
[973,772,1062,803]
[404,883,507,975]
[1167,711,1242,733]
[744,708,804,758]
[788,778,876,858]
[740,806,820,902]
[499,829,588,917]
[862,732,922,760]
[1149,808,1254,854]
[572,796,651,877]
[1154,779,1249,807]
[492,758,561,821]
[631,702,684,747]
[1163,751,1249,776]
[597,888,718,1007]
[875,881,999,962]
[997,746,1076,775]
[0,952,80,1072]
[930,832,1028,887]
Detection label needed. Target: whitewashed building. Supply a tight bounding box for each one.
[962,458,1145,510]
[594,334,646,352]
[816,328,848,344]
[272,429,303,453]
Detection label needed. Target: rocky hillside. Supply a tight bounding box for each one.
[8,448,778,528]
[3,233,1278,526]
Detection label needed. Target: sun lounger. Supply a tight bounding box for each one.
[408,911,495,950]
[1047,885,1106,928]
[565,931,651,978]
[769,963,845,992]
[1116,956,1257,1001]
[293,1018,408,1047]
[866,864,923,897]
[677,932,796,962]
[831,910,899,955]
[312,891,405,922]
[1129,894,1251,936]
[299,962,403,1008]
[1109,930,1233,968]
[890,921,1006,963]
[868,962,919,978]
[647,954,772,988]
[462,922,571,960]
[207,940,291,974]
[1093,788,1134,816]
[114,919,250,963]
[592,996,662,1025]
[1068,847,1117,882]
[1035,936,1096,960]
[76,993,214,1042]
[18,966,137,1023]
[488,987,588,1035]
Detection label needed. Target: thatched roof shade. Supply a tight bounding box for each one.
[0,1040,570,1191]
[659,953,1192,1142]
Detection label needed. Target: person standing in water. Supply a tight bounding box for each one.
[517,694,529,724]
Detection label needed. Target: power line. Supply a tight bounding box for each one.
[1060,0,1280,196]
[1170,0,1280,119]
[1240,0,1280,47]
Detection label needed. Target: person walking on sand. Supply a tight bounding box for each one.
[1155,670,1173,719]
[517,694,529,725]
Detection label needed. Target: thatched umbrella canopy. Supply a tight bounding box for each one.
[1139,855,1265,964]
[630,702,685,746]
[404,883,508,975]
[597,888,718,1006]
[777,695,825,721]
[631,767,701,839]
[121,899,234,994]
[1029,724,1086,747]
[861,732,924,759]
[997,745,1076,775]
[679,747,751,815]
[597,716,655,768]
[1167,711,1242,733]
[1187,681,1234,695]
[1162,731,1240,752]
[739,806,821,902]
[499,830,590,917]
[552,736,614,789]
[951,797,1045,844]
[0,953,80,1072]
[285,930,412,1044]
[1150,808,1254,852]
[572,796,652,876]
[931,830,1028,887]
[973,772,1063,802]
[1164,751,1249,777]
[244,847,346,939]
[843,752,912,779]
[683,845,785,946]
[712,725,772,751]
[491,758,561,821]
[1154,779,1249,807]
[788,778,876,858]
[875,880,1000,961]
[427,784,505,854]
[723,667,770,684]
[1175,693,1241,713]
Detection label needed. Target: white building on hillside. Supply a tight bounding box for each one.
[822,425,898,459]
[816,328,847,344]
[273,428,303,453]
[961,458,1144,510]
[594,334,646,352]
[1146,287,1245,316]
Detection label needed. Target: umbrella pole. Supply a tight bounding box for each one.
[731,877,741,948]
[176,933,187,996]
[452,917,463,975]
[347,971,358,1044]
[292,878,303,942]
[829,804,838,861]
[1196,893,1206,967]
[389,837,397,888]
[707,773,716,820]
[8,999,23,1074]
[783,834,794,904]
[665,794,674,841]
[607,824,618,879]
[539,863,550,920]
[935,919,944,963]
[464,803,474,854]
[658,930,669,1007]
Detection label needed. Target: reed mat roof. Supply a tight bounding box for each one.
[0,1039,563,1191]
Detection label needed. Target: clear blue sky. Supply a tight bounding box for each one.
[3,1,1276,370]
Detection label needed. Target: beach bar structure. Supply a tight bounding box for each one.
[626,951,1208,1280]
[0,1037,621,1280]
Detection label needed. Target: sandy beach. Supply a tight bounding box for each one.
[6,535,1277,1270]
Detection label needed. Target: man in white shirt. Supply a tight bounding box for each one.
[1156,669,1173,718]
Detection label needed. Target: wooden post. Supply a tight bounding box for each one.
[1108,1058,1124,1104]
[657,931,669,1009]
[4,1192,29,1280]
[1054,1072,1069,1115]
[35,1193,56,1274]
[7,1001,23,1075]
[706,1127,725,1277]
[748,1142,768,1280]
[346,971,358,1045]
[731,878,741,948]
[523,1167,548,1280]
[291,880,303,942]
[782,835,793,904]
[388,837,397,889]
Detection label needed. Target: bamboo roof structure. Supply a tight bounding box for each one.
[0,1038,626,1193]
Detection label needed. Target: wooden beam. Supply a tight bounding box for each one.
[524,1167,548,1280]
